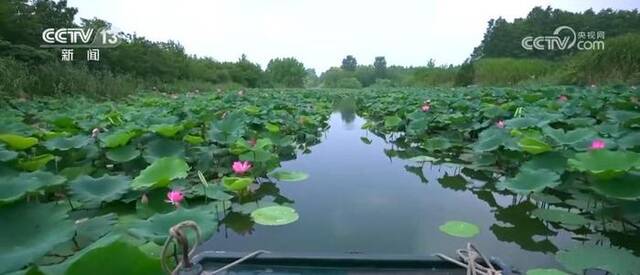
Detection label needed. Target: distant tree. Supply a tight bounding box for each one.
[374,56,387,78]
[341,55,357,71]
[304,68,320,87]
[266,57,306,88]
[454,59,475,87]
[427,58,436,68]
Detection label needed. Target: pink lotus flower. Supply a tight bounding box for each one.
[590,139,605,150]
[232,161,252,175]
[166,190,184,207]
[421,103,431,112]
[558,95,568,102]
[496,120,505,128]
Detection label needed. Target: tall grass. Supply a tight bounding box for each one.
[562,33,640,85]
[473,58,559,86]
[409,67,458,87]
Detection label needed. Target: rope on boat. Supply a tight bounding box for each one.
[161,220,202,275]
[201,250,271,275]
[434,243,502,275]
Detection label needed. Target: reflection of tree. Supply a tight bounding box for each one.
[222,212,255,236]
[404,165,428,184]
[491,202,558,253]
[437,173,467,191]
[335,98,357,124]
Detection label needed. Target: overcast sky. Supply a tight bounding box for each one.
[67,0,639,73]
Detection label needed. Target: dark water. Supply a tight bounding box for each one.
[202,110,574,271]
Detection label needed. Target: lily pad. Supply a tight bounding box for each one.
[0,171,66,203]
[70,175,131,207]
[384,115,402,128]
[43,135,91,151]
[496,168,560,194]
[531,208,589,226]
[543,127,596,146]
[149,123,183,137]
[65,241,163,275]
[473,128,510,152]
[105,144,140,162]
[17,154,55,171]
[208,112,246,144]
[518,137,552,154]
[556,245,640,274]
[439,220,480,238]
[129,206,218,244]
[143,138,185,163]
[131,157,189,190]
[568,150,640,179]
[99,130,138,148]
[422,137,452,151]
[591,173,640,200]
[0,202,75,274]
[269,170,309,182]
[250,205,299,226]
[526,268,569,275]
[0,134,38,150]
[0,144,18,162]
[222,176,254,192]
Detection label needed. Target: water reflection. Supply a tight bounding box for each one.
[202,109,640,271]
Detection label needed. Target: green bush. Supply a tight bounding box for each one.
[473,58,559,86]
[336,77,362,89]
[562,33,640,85]
[410,67,457,87]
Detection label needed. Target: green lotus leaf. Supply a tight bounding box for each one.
[99,130,137,148]
[0,171,66,203]
[591,173,640,200]
[142,138,185,163]
[617,132,640,150]
[60,165,95,180]
[526,268,569,275]
[504,117,538,129]
[42,135,91,151]
[105,144,140,162]
[543,127,596,146]
[439,220,480,238]
[183,134,204,145]
[473,128,509,152]
[131,157,189,190]
[240,149,276,162]
[383,115,402,128]
[251,205,299,226]
[521,152,567,174]
[556,245,640,274]
[208,112,246,144]
[0,144,18,162]
[496,168,560,194]
[129,206,218,244]
[0,134,38,150]
[17,154,55,171]
[149,123,183,137]
[568,150,640,179]
[518,137,552,154]
[222,176,253,192]
[65,241,162,275]
[422,137,452,151]
[70,175,131,207]
[73,213,118,248]
[269,170,309,182]
[0,202,75,274]
[265,122,280,133]
[531,208,589,226]
[38,234,120,275]
[191,183,234,201]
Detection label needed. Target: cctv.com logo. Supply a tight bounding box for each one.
[521,26,605,51]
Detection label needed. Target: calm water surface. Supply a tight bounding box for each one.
[202,110,574,271]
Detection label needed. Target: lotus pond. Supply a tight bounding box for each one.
[1,87,640,274]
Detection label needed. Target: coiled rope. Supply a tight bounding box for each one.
[434,243,502,275]
[161,220,201,275]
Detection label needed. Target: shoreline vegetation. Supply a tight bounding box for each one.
[1,2,639,98]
